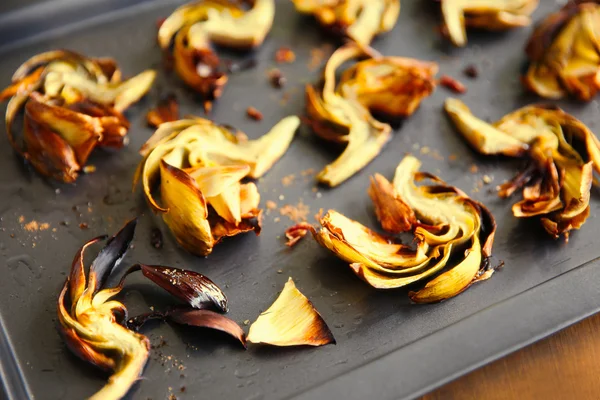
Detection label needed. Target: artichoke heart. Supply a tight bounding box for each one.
[58,220,244,399]
[57,220,149,400]
[306,43,437,187]
[445,98,600,239]
[524,1,600,100]
[158,0,274,102]
[291,0,400,46]
[308,155,497,303]
[440,0,539,47]
[247,277,335,346]
[0,50,155,182]
[136,116,300,256]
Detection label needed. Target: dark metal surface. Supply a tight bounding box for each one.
[1,1,600,399]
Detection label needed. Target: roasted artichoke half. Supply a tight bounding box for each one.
[0,50,156,182]
[440,0,539,47]
[305,43,437,187]
[158,0,274,102]
[58,220,244,399]
[291,0,400,46]
[446,98,600,239]
[524,0,600,100]
[305,155,496,303]
[136,116,300,255]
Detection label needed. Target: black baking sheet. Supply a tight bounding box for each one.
[1,1,600,399]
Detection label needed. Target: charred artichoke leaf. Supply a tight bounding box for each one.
[446,99,600,238]
[150,160,260,256]
[291,0,400,46]
[166,308,246,347]
[524,2,600,100]
[310,155,496,303]
[159,0,274,98]
[159,160,214,256]
[441,0,539,47]
[139,264,228,312]
[307,43,436,187]
[140,116,299,203]
[58,221,241,399]
[44,68,156,112]
[444,98,529,156]
[57,222,149,400]
[247,277,335,346]
[1,50,155,182]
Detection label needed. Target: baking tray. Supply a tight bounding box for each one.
[1,1,600,399]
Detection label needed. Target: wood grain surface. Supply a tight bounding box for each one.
[423,313,600,400]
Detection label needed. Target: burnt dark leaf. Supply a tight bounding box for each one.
[166,308,246,348]
[139,264,228,313]
[89,218,137,292]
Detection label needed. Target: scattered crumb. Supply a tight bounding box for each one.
[274,217,281,223]
[168,395,177,400]
[277,269,283,274]
[246,106,263,121]
[463,65,479,79]
[18,216,25,223]
[311,187,318,193]
[470,164,479,174]
[10,234,15,238]
[430,149,444,161]
[243,320,250,326]
[420,146,430,155]
[440,75,467,94]
[266,200,277,210]
[301,168,315,177]
[316,192,322,198]
[279,200,310,223]
[268,68,286,88]
[79,222,89,230]
[22,220,50,232]
[483,175,493,184]
[448,154,458,161]
[83,165,96,174]
[180,387,186,393]
[281,174,295,187]
[278,194,285,201]
[275,46,295,63]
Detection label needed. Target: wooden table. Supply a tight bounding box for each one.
[423,313,600,399]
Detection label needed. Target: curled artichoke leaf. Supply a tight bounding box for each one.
[309,155,496,303]
[59,221,243,398]
[441,0,539,47]
[159,0,274,98]
[524,2,600,100]
[1,50,155,182]
[444,98,529,157]
[445,98,600,239]
[57,220,150,400]
[137,114,289,255]
[307,43,437,187]
[291,0,400,46]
